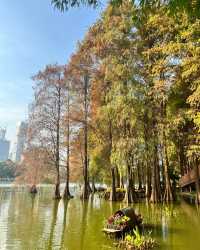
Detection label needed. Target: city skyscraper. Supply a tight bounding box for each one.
[10,122,28,162]
[0,128,10,161]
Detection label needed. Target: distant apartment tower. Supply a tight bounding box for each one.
[10,122,28,162]
[0,128,10,161]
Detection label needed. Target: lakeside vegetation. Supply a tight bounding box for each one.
[0,160,16,179]
[15,0,200,204]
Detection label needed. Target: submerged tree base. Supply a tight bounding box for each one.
[63,193,74,200]
[54,195,62,200]
[29,185,37,194]
[104,188,126,201]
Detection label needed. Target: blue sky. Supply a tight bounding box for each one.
[0,0,103,142]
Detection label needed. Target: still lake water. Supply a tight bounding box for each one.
[0,185,200,250]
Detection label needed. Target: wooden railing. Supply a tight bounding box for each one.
[179,167,200,187]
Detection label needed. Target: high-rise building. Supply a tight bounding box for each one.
[10,122,28,162]
[0,128,10,161]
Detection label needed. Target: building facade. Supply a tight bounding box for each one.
[10,122,28,162]
[0,128,10,161]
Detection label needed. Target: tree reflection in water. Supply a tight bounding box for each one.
[46,199,60,250]
[60,200,70,250]
[80,200,89,250]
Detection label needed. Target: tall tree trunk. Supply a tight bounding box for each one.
[126,164,136,203]
[131,167,135,190]
[146,163,151,200]
[178,137,186,176]
[82,75,89,200]
[55,83,61,199]
[87,176,92,194]
[55,156,61,199]
[150,144,161,203]
[150,106,162,203]
[120,174,124,189]
[163,130,174,202]
[110,167,117,201]
[194,158,200,204]
[108,118,117,201]
[141,164,145,189]
[155,155,161,198]
[91,176,97,193]
[144,109,151,200]
[137,163,142,190]
[63,153,71,198]
[63,85,72,199]
[160,148,165,194]
[115,167,120,188]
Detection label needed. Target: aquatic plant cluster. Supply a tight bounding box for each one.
[118,228,156,250]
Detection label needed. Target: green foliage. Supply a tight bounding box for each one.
[48,0,200,199]
[87,1,200,199]
[0,161,16,179]
[52,0,200,18]
[51,0,98,11]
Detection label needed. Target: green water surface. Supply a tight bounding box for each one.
[0,185,200,250]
